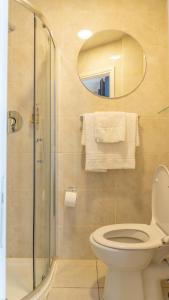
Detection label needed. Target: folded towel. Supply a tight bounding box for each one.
[81,114,107,172]
[82,112,139,171]
[94,112,126,143]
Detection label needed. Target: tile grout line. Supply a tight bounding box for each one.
[47,260,101,299]
[49,286,99,289]
[96,260,101,300]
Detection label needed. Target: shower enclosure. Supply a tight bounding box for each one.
[7,0,56,299]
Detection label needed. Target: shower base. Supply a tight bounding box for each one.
[7,258,54,300]
[7,258,33,300]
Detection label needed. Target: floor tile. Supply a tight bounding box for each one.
[48,288,99,300]
[97,260,107,288]
[52,260,98,288]
[99,288,104,300]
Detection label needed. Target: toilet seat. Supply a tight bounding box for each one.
[91,223,165,250]
[90,166,169,300]
[92,165,169,251]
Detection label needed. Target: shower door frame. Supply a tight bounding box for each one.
[30,1,56,289]
[0,0,8,299]
[33,14,55,288]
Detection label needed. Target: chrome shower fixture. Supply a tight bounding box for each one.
[8,111,22,133]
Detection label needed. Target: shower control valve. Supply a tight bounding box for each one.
[36,138,43,143]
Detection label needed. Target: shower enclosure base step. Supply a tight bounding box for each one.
[7,258,50,300]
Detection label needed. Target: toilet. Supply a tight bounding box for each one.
[90,165,169,300]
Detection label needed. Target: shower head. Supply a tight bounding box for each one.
[8,23,15,33]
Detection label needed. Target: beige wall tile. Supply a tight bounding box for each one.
[140,117,169,155]
[57,226,98,259]
[7,153,33,190]
[7,189,33,257]
[115,189,151,224]
[40,0,169,258]
[9,0,169,259]
[59,115,83,154]
[62,189,115,227]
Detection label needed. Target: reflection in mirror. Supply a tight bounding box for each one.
[77,30,146,99]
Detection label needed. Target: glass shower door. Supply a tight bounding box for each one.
[34,16,51,287]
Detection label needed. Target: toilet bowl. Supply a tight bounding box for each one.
[90,165,169,300]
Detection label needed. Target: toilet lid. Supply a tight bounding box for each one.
[152,165,169,235]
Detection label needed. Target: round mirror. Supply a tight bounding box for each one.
[77,30,146,99]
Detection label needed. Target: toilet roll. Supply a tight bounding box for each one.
[64,191,77,207]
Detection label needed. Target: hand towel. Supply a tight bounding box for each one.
[94,111,126,143]
[82,112,139,171]
[81,114,106,172]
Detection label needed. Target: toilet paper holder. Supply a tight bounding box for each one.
[65,187,77,192]
[64,187,77,208]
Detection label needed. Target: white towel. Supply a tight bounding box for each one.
[81,114,107,172]
[82,113,139,171]
[94,112,126,143]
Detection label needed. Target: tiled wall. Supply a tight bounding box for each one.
[33,0,169,258]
